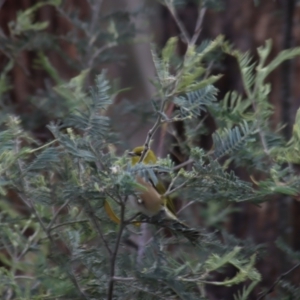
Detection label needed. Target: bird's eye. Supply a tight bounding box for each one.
[137,198,143,205]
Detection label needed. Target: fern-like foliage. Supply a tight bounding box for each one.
[212,121,254,160]
[2,1,300,298]
[173,85,218,118]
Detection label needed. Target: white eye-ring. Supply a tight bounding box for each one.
[137,198,143,205]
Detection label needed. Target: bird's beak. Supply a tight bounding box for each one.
[127,151,136,157]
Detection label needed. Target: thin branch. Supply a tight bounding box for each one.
[107,199,126,300]
[105,191,121,205]
[46,198,71,231]
[257,262,300,300]
[136,223,151,265]
[14,276,35,280]
[0,50,30,76]
[18,193,53,242]
[15,139,52,241]
[204,60,215,79]
[85,0,103,67]
[49,219,89,232]
[164,173,180,196]
[84,198,112,256]
[88,42,117,68]
[28,139,58,153]
[124,212,141,225]
[68,270,89,300]
[131,285,167,299]
[113,276,135,282]
[190,5,207,46]
[165,0,190,45]
[172,158,194,171]
[138,98,168,163]
[17,228,40,260]
[89,0,103,34]
[163,179,190,198]
[177,200,196,215]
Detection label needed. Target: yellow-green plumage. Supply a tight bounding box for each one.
[129,146,199,243]
[104,146,199,243]
[128,146,176,215]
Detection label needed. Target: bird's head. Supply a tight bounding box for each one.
[128,146,157,165]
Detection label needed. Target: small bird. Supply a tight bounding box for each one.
[128,146,199,244]
[104,146,199,243]
[127,146,175,215]
[104,146,175,224]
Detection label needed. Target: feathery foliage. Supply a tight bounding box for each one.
[1,0,300,299]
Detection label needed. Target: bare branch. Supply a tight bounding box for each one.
[257,262,300,300]
[163,179,190,198]
[84,198,112,256]
[46,198,71,231]
[190,5,207,46]
[165,0,190,45]
[49,219,89,232]
[107,198,126,300]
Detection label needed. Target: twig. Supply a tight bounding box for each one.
[49,219,89,231]
[14,276,35,280]
[0,50,31,76]
[84,198,112,256]
[88,42,117,68]
[136,223,151,265]
[164,173,180,196]
[190,4,207,46]
[105,191,121,205]
[85,0,103,67]
[17,227,40,260]
[28,139,58,153]
[46,198,71,231]
[68,269,89,300]
[124,212,141,224]
[18,193,53,242]
[166,0,207,47]
[113,276,135,282]
[89,0,103,34]
[172,158,194,171]
[204,60,214,79]
[257,262,300,300]
[138,98,168,163]
[107,199,126,300]
[177,200,196,215]
[249,98,270,156]
[15,139,52,241]
[165,0,190,45]
[163,179,189,198]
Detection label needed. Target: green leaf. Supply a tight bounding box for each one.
[162,37,178,64]
[9,0,61,35]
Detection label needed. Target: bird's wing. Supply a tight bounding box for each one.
[148,177,176,215]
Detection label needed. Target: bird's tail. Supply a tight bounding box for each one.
[140,207,200,244]
[162,218,200,244]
